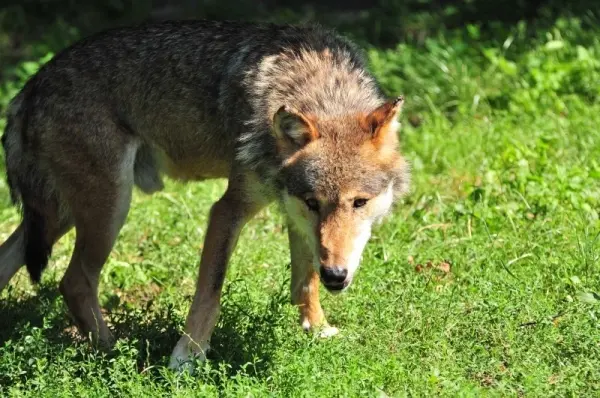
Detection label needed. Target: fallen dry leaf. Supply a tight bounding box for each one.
[437,261,451,273]
[552,316,563,327]
[548,374,559,385]
[415,260,452,274]
[168,236,182,246]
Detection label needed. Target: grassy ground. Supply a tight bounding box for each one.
[1,7,600,397]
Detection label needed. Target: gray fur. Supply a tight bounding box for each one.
[2,20,397,215]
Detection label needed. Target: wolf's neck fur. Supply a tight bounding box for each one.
[257,48,383,120]
[236,46,384,189]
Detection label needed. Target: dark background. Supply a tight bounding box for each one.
[0,1,598,101]
[1,0,597,49]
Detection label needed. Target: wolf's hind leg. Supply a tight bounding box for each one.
[60,182,133,346]
[57,138,138,347]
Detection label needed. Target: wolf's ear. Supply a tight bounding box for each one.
[273,106,319,149]
[366,96,404,147]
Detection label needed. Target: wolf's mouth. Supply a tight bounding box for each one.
[323,280,350,293]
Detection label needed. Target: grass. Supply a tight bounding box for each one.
[1,8,600,397]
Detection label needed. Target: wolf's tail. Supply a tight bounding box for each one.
[0,90,53,287]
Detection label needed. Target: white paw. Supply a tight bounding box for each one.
[302,318,312,331]
[301,317,340,338]
[317,325,339,338]
[168,337,209,373]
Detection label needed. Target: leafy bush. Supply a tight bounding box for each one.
[370,17,600,118]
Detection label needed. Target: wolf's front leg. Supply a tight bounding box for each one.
[288,227,339,338]
[169,176,264,371]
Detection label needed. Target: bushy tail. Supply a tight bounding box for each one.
[21,207,52,283]
[2,90,53,283]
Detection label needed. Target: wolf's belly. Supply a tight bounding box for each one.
[159,153,231,182]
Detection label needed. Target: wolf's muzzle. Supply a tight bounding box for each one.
[320,265,348,291]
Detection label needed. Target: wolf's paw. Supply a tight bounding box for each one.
[317,325,339,338]
[168,337,209,373]
[302,318,340,338]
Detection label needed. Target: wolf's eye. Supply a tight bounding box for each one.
[305,198,320,212]
[353,198,368,208]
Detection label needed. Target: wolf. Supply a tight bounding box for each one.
[0,19,410,370]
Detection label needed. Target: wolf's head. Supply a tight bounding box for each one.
[273,97,409,292]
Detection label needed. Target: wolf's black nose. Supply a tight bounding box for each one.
[320,266,347,289]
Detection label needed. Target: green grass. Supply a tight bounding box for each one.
[1,12,600,397]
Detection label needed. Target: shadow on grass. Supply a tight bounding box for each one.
[106,282,289,379]
[209,282,290,378]
[0,285,76,388]
[0,280,289,386]
[0,285,73,347]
